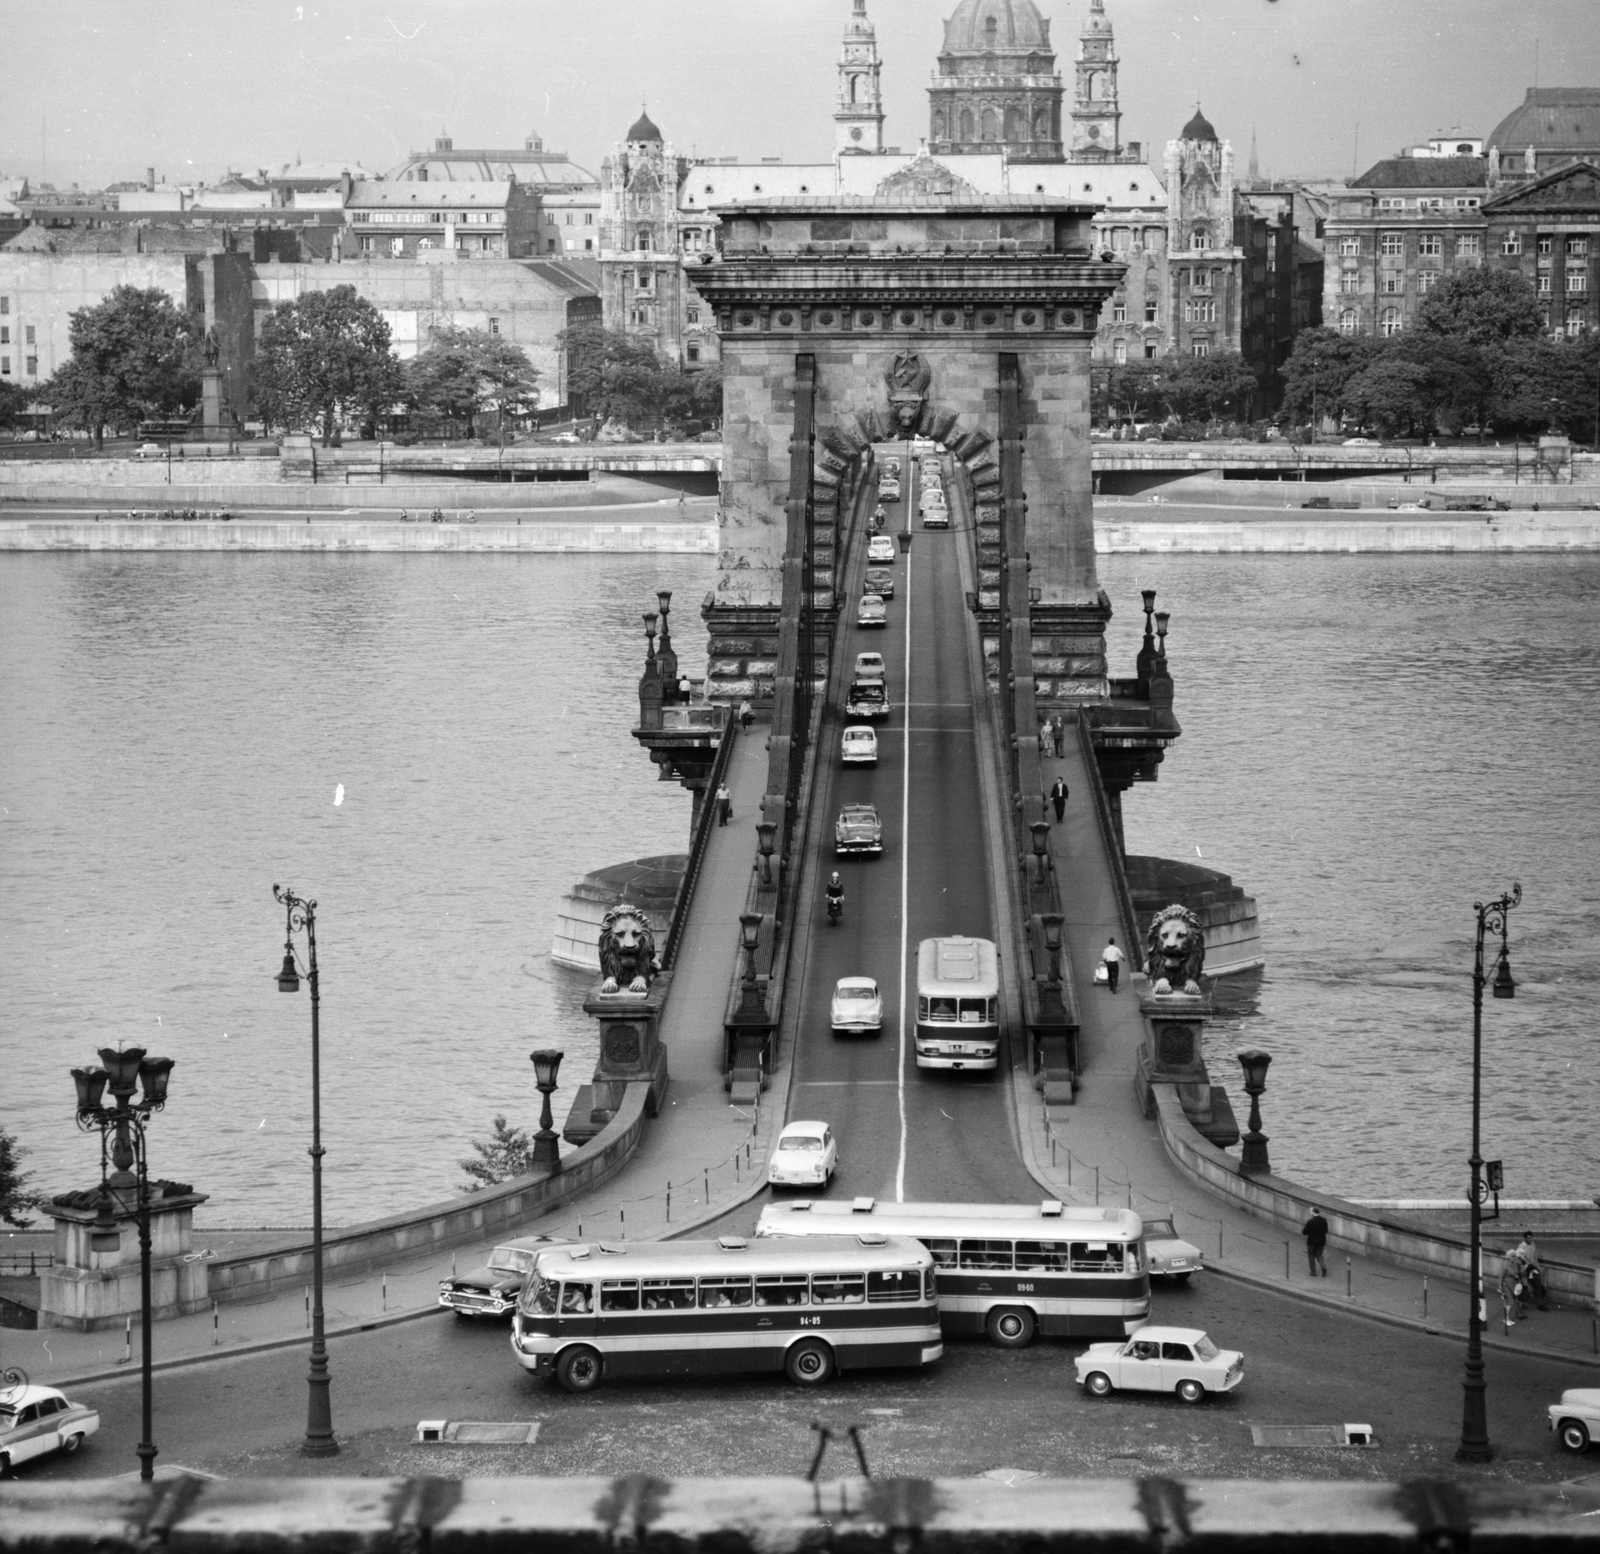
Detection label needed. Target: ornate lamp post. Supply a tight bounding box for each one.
[1236,1049,1272,1175]
[529,1049,564,1172]
[71,1046,174,1480]
[271,884,338,1458]
[655,590,679,701]
[1457,883,1520,1464]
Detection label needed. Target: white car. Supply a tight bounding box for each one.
[1342,436,1379,446]
[830,976,883,1035]
[857,595,888,628]
[867,535,896,563]
[768,1121,837,1188]
[881,458,901,475]
[551,431,582,445]
[853,650,886,682]
[841,725,878,765]
[134,442,165,459]
[1141,1216,1204,1283]
[0,1384,100,1472]
[878,481,901,501]
[1550,1389,1600,1453]
[1074,1326,1243,1403]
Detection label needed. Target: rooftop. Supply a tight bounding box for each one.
[1349,156,1487,189]
[1488,87,1600,152]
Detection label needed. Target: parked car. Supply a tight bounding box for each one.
[1550,1389,1600,1453]
[1141,1217,1203,1283]
[853,651,886,682]
[551,432,581,445]
[830,976,883,1036]
[841,725,879,765]
[0,1384,100,1472]
[864,567,895,600]
[868,535,897,563]
[134,442,165,459]
[767,1120,837,1188]
[1074,1326,1243,1403]
[1342,436,1379,447]
[835,802,883,854]
[439,1235,568,1318]
[857,594,888,628]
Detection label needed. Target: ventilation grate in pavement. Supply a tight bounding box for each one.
[1251,1424,1377,1449]
[415,1420,540,1445]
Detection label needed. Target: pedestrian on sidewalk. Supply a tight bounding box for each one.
[1303,1207,1330,1277]
[1038,724,1052,759]
[1513,1229,1549,1309]
[717,782,732,825]
[1050,775,1069,823]
[738,699,753,736]
[1101,936,1123,993]
[1051,714,1065,756]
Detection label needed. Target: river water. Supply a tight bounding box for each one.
[2,547,1595,1226]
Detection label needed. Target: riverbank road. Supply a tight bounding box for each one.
[5,714,790,1390]
[1019,733,1600,1375]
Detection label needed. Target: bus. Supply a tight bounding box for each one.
[510,1235,942,1393]
[915,936,1001,1069]
[756,1199,1149,1346]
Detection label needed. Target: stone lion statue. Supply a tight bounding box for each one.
[1145,904,1205,995]
[599,902,658,995]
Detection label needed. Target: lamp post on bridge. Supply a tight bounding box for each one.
[71,1046,174,1480]
[529,1049,564,1173]
[272,883,339,1458]
[1235,1050,1272,1175]
[1457,883,1520,1465]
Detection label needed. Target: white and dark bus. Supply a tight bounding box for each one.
[756,1199,1149,1346]
[915,935,1001,1070]
[510,1235,942,1393]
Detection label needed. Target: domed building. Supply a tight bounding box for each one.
[927,0,1065,163]
[1486,88,1600,183]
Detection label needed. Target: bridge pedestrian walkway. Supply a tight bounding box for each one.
[1011,740,1600,1370]
[14,723,784,1390]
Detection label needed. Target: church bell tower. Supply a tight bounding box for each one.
[1071,0,1122,157]
[835,0,885,155]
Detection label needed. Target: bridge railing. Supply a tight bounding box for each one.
[660,712,736,973]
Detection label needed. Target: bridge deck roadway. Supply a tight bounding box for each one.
[784,447,1036,1206]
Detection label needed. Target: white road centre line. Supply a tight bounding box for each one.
[896,443,914,1204]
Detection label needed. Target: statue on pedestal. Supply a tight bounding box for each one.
[1145,903,1205,995]
[597,902,659,994]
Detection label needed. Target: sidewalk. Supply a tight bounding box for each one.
[5,722,789,1390]
[1017,740,1600,1370]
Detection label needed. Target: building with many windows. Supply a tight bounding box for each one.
[1482,159,1599,338]
[343,180,542,261]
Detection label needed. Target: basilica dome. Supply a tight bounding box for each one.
[941,0,1051,54]
[1487,88,1600,155]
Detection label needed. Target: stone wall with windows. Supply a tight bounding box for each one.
[1482,158,1600,338]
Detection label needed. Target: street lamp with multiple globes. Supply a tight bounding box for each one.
[272,883,338,1458]
[1457,882,1520,1465]
[70,1046,174,1480]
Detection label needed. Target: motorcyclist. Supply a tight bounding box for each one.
[825,871,845,919]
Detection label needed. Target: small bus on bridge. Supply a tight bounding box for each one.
[915,935,1000,1070]
[756,1200,1149,1347]
[510,1235,942,1393]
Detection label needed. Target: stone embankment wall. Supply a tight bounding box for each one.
[1097,514,1600,553]
[0,520,719,553]
[206,1085,652,1303]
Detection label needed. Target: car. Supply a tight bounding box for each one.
[878,481,902,501]
[134,442,165,459]
[1075,1326,1242,1403]
[853,650,886,681]
[0,1383,100,1472]
[1342,436,1379,446]
[921,508,949,531]
[867,535,897,563]
[835,802,883,854]
[920,495,947,517]
[881,457,901,475]
[767,1120,838,1188]
[830,976,883,1035]
[438,1235,568,1318]
[864,567,895,600]
[841,724,879,765]
[551,431,582,445]
[857,594,888,628]
[1141,1217,1204,1283]
[1550,1389,1600,1453]
[845,679,890,720]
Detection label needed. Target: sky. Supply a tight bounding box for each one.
[3,0,1598,190]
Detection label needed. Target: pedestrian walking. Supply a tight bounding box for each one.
[1051,714,1065,757]
[1050,776,1069,823]
[1038,725,1052,758]
[1512,1229,1549,1309]
[1101,936,1123,993]
[738,699,753,736]
[717,782,732,826]
[1303,1208,1330,1277]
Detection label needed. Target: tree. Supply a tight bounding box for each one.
[1104,359,1167,425]
[0,379,32,432]
[557,322,682,432]
[1492,333,1600,438]
[1161,350,1260,423]
[683,361,724,426]
[40,285,199,448]
[0,1123,41,1229]
[1414,268,1544,349]
[1279,328,1382,428]
[458,1114,540,1192]
[1392,333,1492,434]
[253,285,403,444]
[405,327,541,439]
[1341,357,1432,439]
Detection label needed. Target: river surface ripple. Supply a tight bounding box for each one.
[1,550,1595,1226]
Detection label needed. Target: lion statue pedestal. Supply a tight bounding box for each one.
[563,902,671,1145]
